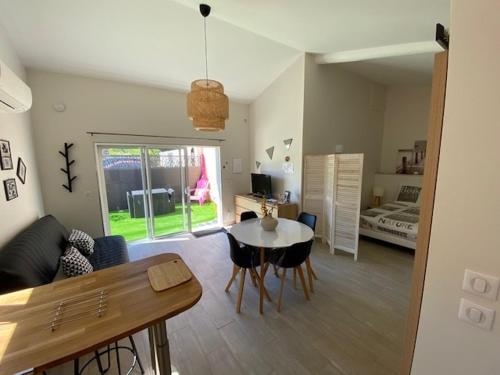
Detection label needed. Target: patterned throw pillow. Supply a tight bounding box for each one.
[61,246,93,277]
[68,229,95,255]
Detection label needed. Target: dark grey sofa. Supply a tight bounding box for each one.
[0,215,128,294]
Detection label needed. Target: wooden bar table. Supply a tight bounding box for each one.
[0,253,202,375]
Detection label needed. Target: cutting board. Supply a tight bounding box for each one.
[147,259,193,292]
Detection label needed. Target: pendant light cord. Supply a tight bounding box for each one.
[204,17,209,86]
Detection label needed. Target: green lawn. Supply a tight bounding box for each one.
[109,202,217,241]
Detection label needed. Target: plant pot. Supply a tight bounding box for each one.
[261,215,278,231]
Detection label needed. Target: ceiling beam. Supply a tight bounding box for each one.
[315,41,444,64]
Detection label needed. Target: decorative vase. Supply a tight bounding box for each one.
[261,215,278,231]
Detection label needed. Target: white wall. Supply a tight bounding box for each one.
[249,55,305,205]
[303,54,386,208]
[412,0,500,374]
[0,26,44,248]
[28,70,249,236]
[380,85,431,173]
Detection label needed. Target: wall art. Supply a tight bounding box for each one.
[4,178,18,201]
[0,139,13,170]
[59,142,77,192]
[17,158,26,184]
[265,146,274,160]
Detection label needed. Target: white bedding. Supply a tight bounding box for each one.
[360,202,420,243]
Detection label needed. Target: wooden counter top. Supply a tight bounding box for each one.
[0,253,202,375]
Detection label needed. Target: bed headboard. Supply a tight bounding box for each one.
[395,185,422,206]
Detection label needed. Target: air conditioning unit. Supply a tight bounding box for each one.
[0,59,32,113]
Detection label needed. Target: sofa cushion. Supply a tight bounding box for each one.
[0,215,68,294]
[88,235,129,271]
[61,246,93,277]
[68,229,95,255]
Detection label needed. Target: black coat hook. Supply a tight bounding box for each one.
[59,142,77,192]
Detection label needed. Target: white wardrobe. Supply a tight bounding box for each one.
[303,153,364,260]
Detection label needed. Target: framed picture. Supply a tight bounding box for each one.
[283,190,291,203]
[3,178,18,201]
[17,158,26,184]
[0,139,13,170]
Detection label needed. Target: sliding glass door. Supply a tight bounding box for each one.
[145,146,190,238]
[96,144,221,242]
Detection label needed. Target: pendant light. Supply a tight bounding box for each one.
[187,4,229,131]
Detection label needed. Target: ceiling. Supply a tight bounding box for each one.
[0,0,450,101]
[173,0,450,53]
[339,53,435,86]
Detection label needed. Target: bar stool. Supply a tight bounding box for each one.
[74,335,144,375]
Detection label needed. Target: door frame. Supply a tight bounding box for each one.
[94,142,223,241]
[401,51,449,374]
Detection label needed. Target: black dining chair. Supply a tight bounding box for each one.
[225,232,264,313]
[240,211,258,221]
[295,212,318,293]
[269,239,313,312]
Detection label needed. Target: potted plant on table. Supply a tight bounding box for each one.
[260,197,278,231]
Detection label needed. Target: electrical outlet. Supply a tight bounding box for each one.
[458,298,495,331]
[462,269,500,300]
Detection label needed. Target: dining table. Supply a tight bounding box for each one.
[229,217,314,314]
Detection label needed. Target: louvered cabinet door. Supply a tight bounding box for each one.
[324,154,336,248]
[303,155,326,238]
[333,153,363,260]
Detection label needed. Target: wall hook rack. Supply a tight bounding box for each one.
[59,142,77,192]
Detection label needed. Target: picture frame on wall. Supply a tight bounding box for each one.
[3,178,18,201]
[0,139,13,170]
[17,158,26,184]
[283,190,291,203]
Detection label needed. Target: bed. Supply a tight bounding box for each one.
[359,185,422,249]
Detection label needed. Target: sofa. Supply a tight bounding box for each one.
[0,215,129,295]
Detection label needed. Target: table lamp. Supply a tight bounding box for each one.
[372,186,384,207]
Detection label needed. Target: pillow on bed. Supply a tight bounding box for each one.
[395,185,422,206]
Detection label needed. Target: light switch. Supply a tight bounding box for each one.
[473,278,487,293]
[462,269,500,300]
[468,307,483,323]
[458,298,495,331]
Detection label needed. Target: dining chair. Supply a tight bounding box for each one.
[295,212,318,293]
[240,211,258,221]
[241,210,279,277]
[225,232,264,313]
[269,239,313,312]
[240,211,260,250]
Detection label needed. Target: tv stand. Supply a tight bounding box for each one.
[234,194,298,223]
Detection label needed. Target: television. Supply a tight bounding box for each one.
[251,173,272,197]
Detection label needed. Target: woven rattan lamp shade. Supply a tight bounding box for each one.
[187,79,229,131]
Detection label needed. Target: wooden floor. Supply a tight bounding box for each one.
[48,234,413,375]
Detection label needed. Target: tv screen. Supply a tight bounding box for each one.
[251,173,272,197]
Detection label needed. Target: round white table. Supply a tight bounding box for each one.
[229,218,314,313]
